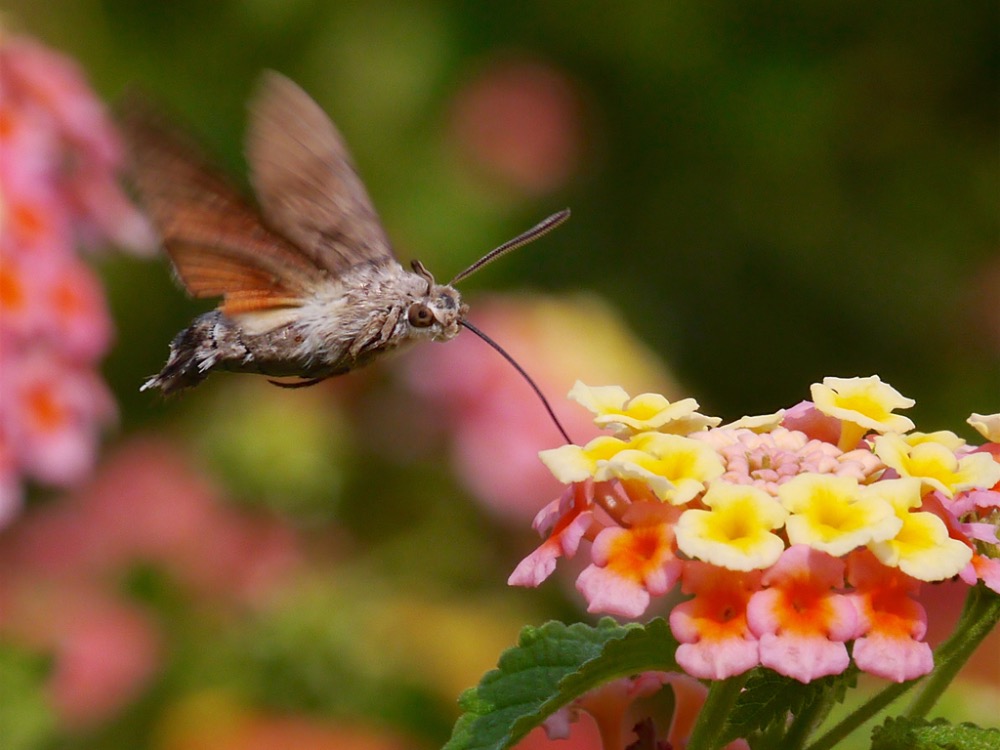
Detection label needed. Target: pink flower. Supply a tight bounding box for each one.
[72,438,302,602]
[0,35,154,253]
[847,550,933,682]
[0,576,161,729]
[670,562,762,679]
[1,161,73,256]
[747,545,858,683]
[0,354,115,486]
[0,435,307,730]
[971,555,1000,594]
[47,594,162,729]
[917,491,1000,594]
[575,503,683,618]
[509,482,595,587]
[0,34,153,524]
[781,400,844,445]
[0,252,44,343]
[695,426,883,496]
[516,376,1000,683]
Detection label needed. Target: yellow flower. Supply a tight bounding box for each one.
[675,481,788,571]
[723,411,786,432]
[873,432,1000,498]
[567,381,720,435]
[968,412,1000,443]
[779,473,901,556]
[597,432,725,504]
[866,478,972,581]
[811,376,915,451]
[539,435,629,483]
[903,430,965,452]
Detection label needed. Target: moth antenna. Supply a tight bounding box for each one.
[449,209,570,286]
[459,319,573,444]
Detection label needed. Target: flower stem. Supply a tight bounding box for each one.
[784,679,837,750]
[806,583,1000,750]
[905,583,1000,719]
[686,673,749,750]
[803,679,915,750]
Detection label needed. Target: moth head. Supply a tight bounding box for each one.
[408,260,466,341]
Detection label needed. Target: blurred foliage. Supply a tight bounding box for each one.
[3,1,998,748]
[0,645,58,750]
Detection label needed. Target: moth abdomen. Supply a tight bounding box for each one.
[141,311,245,394]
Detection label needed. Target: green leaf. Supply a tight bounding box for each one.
[445,618,681,750]
[722,666,857,746]
[871,716,1000,750]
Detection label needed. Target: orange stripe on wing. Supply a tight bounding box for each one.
[221,289,304,315]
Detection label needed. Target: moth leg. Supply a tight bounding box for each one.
[348,308,401,359]
[267,377,329,389]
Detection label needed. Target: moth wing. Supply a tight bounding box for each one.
[121,98,326,317]
[246,71,395,275]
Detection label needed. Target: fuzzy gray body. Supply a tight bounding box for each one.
[142,263,467,394]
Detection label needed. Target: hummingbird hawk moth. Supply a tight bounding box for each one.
[125,71,571,440]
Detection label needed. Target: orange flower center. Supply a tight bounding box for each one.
[12,202,47,241]
[26,382,69,432]
[774,579,835,635]
[52,279,84,318]
[0,107,13,139]
[607,526,669,581]
[862,586,916,638]
[0,267,25,311]
[694,588,751,640]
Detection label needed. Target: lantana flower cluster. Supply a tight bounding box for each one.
[0,35,153,524]
[510,376,1000,684]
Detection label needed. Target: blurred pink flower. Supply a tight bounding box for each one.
[0,577,162,729]
[449,56,589,195]
[0,33,154,525]
[403,294,676,522]
[6,437,303,603]
[47,594,163,729]
[0,436,306,729]
[0,35,155,251]
[0,353,116,486]
[516,671,748,750]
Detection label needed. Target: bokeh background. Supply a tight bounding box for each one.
[2,2,997,749]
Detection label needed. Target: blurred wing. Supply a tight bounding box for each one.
[246,71,394,275]
[121,98,325,317]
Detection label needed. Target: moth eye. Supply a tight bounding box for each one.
[408,303,435,328]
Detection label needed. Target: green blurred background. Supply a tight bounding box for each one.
[3,2,998,749]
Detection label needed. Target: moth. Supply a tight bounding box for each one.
[124,71,570,440]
